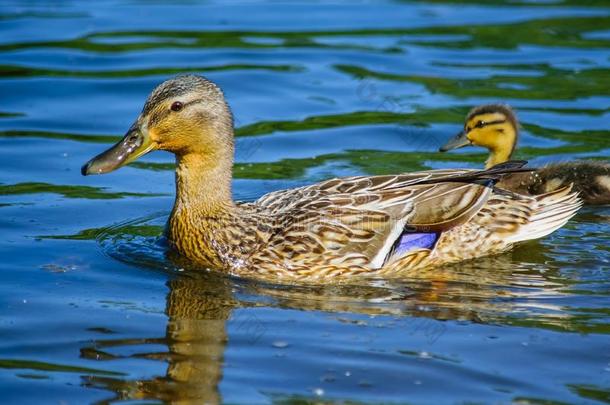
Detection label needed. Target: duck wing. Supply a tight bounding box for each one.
[252,166,526,271]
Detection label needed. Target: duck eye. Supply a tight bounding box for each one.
[475,120,485,128]
[170,101,183,112]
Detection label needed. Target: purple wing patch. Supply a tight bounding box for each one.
[392,232,439,258]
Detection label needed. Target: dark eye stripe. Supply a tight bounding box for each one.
[469,119,506,131]
[180,99,203,109]
[484,119,507,126]
[148,99,204,127]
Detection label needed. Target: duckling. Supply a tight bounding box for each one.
[440,104,610,205]
[82,76,581,282]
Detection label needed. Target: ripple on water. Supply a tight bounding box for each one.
[1,1,610,403]
[95,212,173,273]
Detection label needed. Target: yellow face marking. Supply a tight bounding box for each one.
[465,112,506,143]
[462,111,520,168]
[464,112,516,153]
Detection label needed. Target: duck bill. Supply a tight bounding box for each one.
[81,122,156,175]
[439,130,472,152]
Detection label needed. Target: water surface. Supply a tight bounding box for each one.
[1,1,609,403]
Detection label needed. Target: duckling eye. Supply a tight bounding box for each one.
[475,120,485,128]
[170,101,184,112]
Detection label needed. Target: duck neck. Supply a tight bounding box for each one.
[485,147,513,169]
[485,126,518,169]
[173,150,235,218]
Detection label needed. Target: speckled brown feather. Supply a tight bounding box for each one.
[167,164,581,282]
[499,161,610,205]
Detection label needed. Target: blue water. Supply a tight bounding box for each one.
[1,1,609,404]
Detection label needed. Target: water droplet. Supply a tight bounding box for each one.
[272,341,289,349]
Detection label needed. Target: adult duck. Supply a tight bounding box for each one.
[82,76,581,282]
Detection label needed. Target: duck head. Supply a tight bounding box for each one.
[440,104,519,169]
[81,75,234,176]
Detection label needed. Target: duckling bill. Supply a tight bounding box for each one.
[81,75,582,282]
[439,130,471,152]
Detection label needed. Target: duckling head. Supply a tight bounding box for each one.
[82,75,234,175]
[439,104,519,168]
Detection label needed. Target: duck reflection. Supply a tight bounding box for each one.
[82,269,236,403]
[81,243,577,403]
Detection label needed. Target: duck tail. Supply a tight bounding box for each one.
[505,184,582,244]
